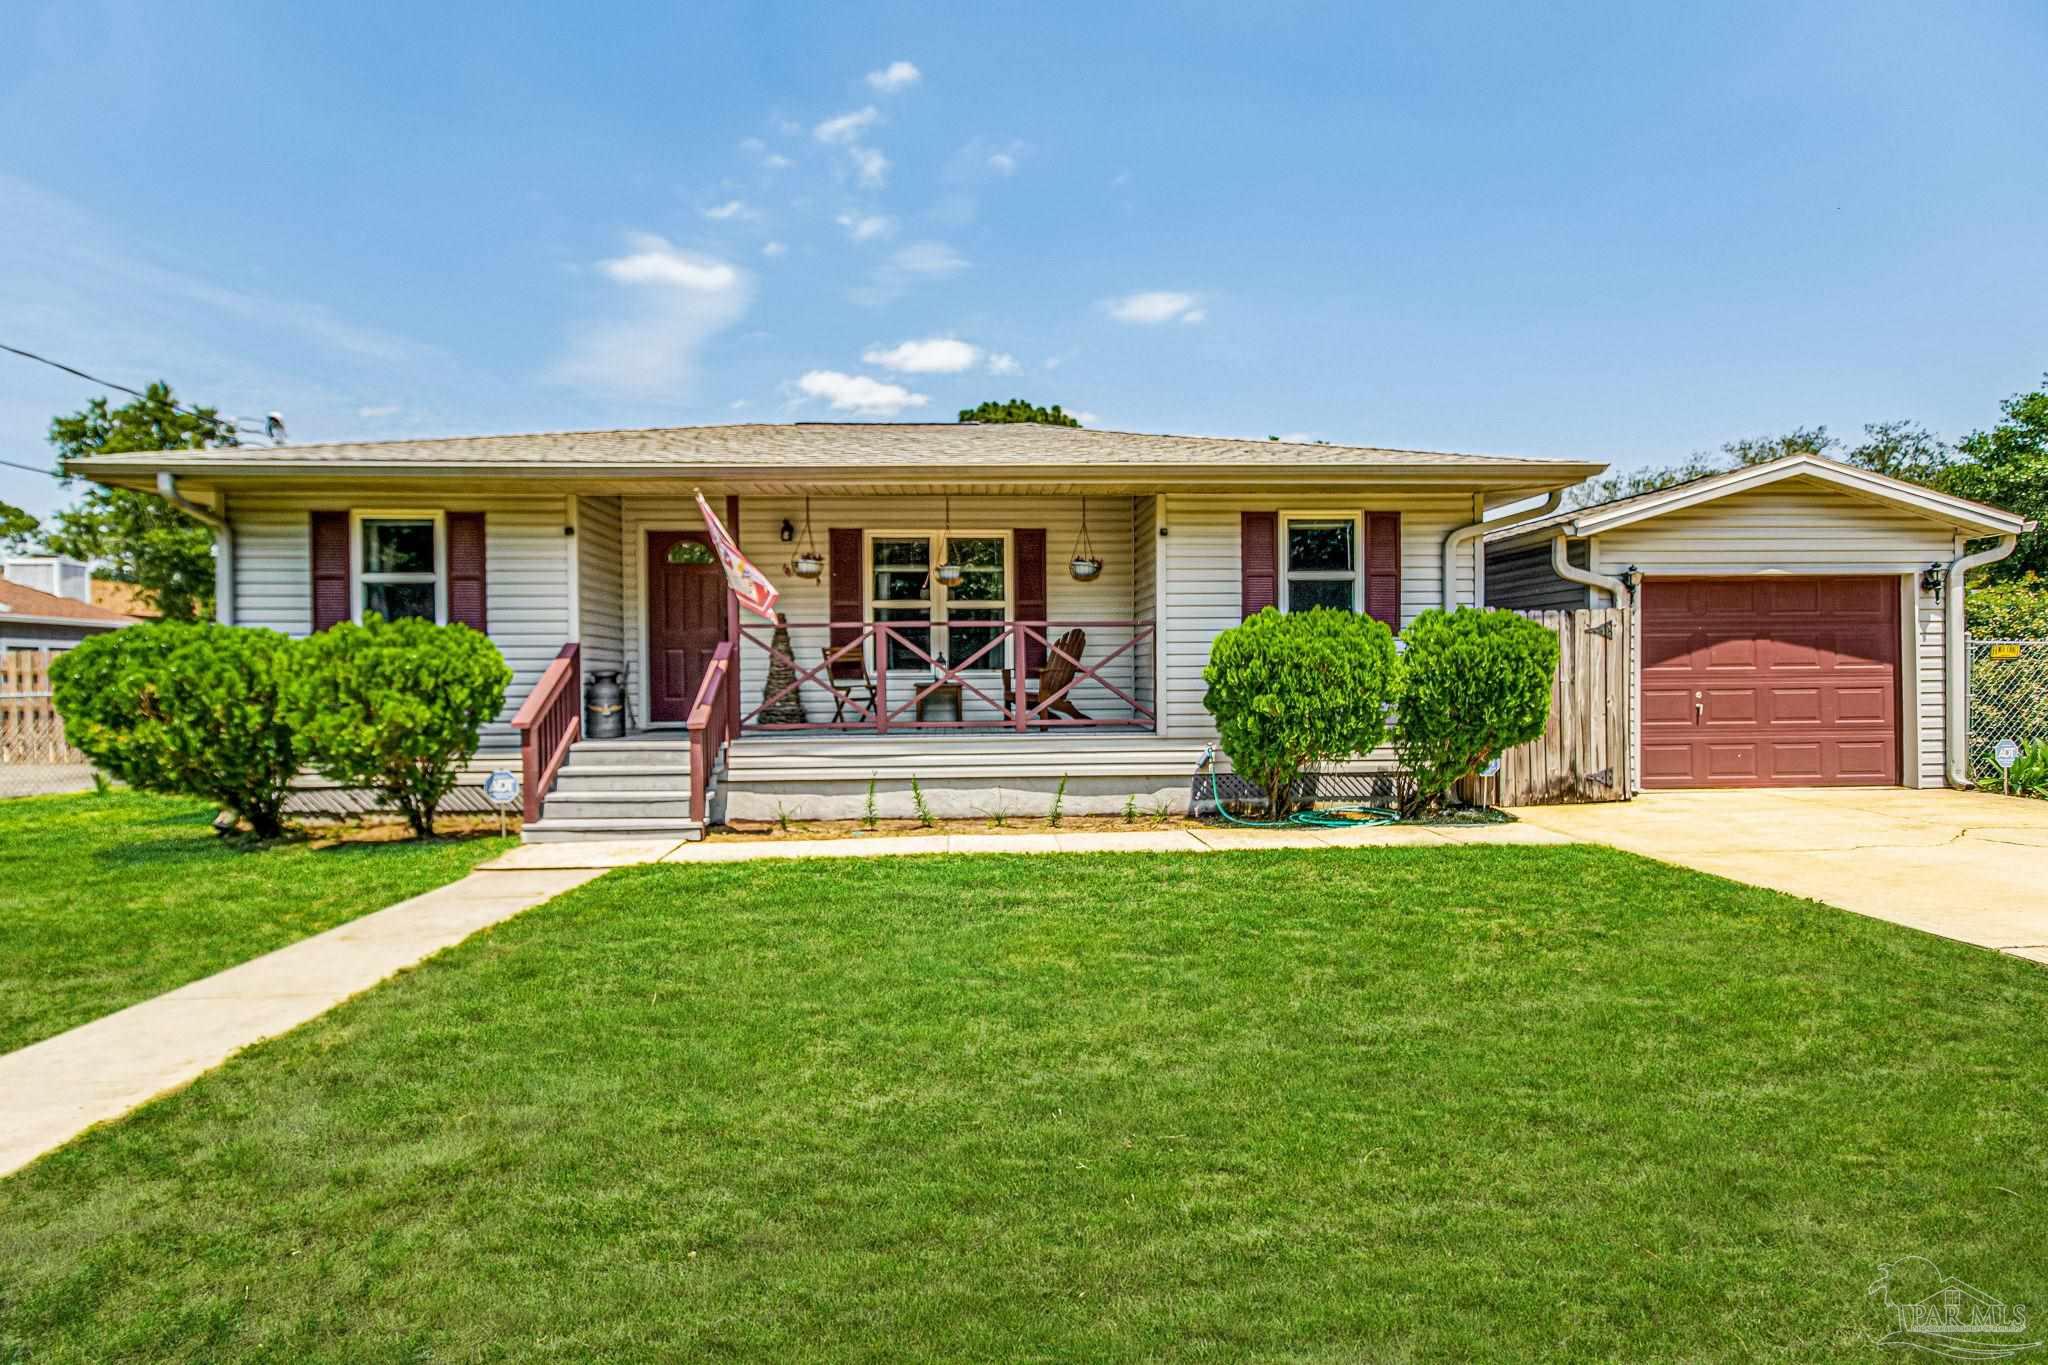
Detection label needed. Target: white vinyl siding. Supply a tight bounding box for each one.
[228,489,571,746]
[1132,494,1158,723]
[575,494,626,677]
[621,494,1139,728]
[1159,491,1478,741]
[1583,479,1961,790]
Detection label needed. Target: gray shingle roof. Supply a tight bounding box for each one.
[69,421,1602,474]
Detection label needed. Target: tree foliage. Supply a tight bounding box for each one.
[0,501,37,553]
[42,383,236,619]
[285,617,512,837]
[1568,422,1950,508]
[1965,575,2048,640]
[1943,382,2048,582]
[1393,608,1559,817]
[957,398,1081,427]
[49,622,300,837]
[1202,607,1398,816]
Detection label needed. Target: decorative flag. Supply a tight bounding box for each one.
[695,490,781,621]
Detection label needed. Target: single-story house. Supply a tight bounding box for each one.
[67,428,2027,838]
[1,558,139,652]
[1484,454,2032,794]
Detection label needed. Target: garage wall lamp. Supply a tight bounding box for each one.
[1619,564,1641,592]
[1921,563,1946,601]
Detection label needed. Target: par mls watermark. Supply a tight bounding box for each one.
[1868,1256,2039,1360]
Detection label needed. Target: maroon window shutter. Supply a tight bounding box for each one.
[1014,528,1047,672]
[828,527,864,651]
[447,512,487,633]
[1364,511,1403,628]
[310,510,350,632]
[1240,511,1277,619]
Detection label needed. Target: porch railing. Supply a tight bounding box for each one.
[734,619,1156,734]
[687,640,735,823]
[511,642,580,823]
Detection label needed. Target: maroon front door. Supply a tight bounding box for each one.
[1639,576,1900,788]
[648,530,728,724]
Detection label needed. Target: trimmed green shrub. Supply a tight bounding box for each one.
[1394,607,1559,816]
[1202,607,1399,816]
[285,616,511,837]
[1981,739,2048,799]
[1967,575,2048,640]
[49,622,300,837]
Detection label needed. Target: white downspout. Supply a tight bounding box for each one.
[1944,533,2021,789]
[1442,489,1564,609]
[1551,531,1631,608]
[156,471,235,625]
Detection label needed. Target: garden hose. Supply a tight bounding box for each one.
[1197,746,1400,829]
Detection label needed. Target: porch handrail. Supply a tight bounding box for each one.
[687,640,736,824]
[511,642,581,824]
[733,619,1156,733]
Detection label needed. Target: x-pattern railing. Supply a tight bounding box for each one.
[736,619,1156,733]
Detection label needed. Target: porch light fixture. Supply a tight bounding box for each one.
[1068,494,1105,581]
[788,495,825,579]
[779,518,795,542]
[1921,562,1946,601]
[934,495,965,588]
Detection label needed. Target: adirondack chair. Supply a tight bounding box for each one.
[1003,627,1088,726]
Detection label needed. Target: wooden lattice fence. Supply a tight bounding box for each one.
[1,649,84,765]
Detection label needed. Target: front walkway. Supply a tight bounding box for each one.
[1512,787,2048,961]
[0,864,603,1178]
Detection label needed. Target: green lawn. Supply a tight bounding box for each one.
[0,791,511,1055]
[3,846,2045,1361]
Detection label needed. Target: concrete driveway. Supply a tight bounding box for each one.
[1510,787,2048,963]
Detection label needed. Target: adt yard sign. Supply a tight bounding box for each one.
[484,769,520,834]
[1994,740,2021,770]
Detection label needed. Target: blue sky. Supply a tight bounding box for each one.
[3,0,2044,520]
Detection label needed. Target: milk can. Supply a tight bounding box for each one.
[584,671,626,739]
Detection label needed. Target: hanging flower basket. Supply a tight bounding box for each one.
[934,561,965,588]
[792,552,824,580]
[1069,555,1104,581]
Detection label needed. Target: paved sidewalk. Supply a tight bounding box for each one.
[1511,787,2048,961]
[480,818,1573,870]
[0,864,603,1178]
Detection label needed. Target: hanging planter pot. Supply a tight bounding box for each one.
[792,552,824,580]
[1067,495,1106,582]
[934,560,965,588]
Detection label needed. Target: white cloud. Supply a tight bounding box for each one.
[701,199,750,221]
[763,154,794,170]
[761,241,787,257]
[836,211,895,241]
[891,241,967,275]
[1105,290,1202,324]
[554,233,752,398]
[988,151,1018,175]
[986,352,1020,375]
[863,338,981,374]
[814,106,880,144]
[796,370,928,416]
[357,404,400,419]
[865,60,921,93]
[848,145,890,188]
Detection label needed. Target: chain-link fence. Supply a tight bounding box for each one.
[1968,637,2048,783]
[1,649,95,799]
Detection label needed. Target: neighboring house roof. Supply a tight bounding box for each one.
[1484,453,2033,547]
[89,578,159,620]
[67,421,1606,487]
[0,578,137,630]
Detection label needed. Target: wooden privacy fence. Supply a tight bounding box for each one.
[1470,608,1632,806]
[1,649,84,765]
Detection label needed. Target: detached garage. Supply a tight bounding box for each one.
[1484,454,2033,794]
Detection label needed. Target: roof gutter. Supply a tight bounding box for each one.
[156,473,235,626]
[1442,489,1564,608]
[1945,532,2024,789]
[1551,531,1631,609]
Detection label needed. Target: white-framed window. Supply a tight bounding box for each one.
[866,531,1011,670]
[1281,514,1359,613]
[351,510,446,624]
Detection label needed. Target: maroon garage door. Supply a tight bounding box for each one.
[1639,577,1900,789]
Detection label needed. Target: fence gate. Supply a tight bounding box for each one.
[1968,637,2048,782]
[2,649,89,799]
[1472,607,1632,806]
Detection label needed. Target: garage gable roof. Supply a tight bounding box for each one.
[1487,453,2034,545]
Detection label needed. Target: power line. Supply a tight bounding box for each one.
[0,341,275,446]
[0,456,64,480]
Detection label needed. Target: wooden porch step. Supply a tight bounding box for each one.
[522,815,706,844]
